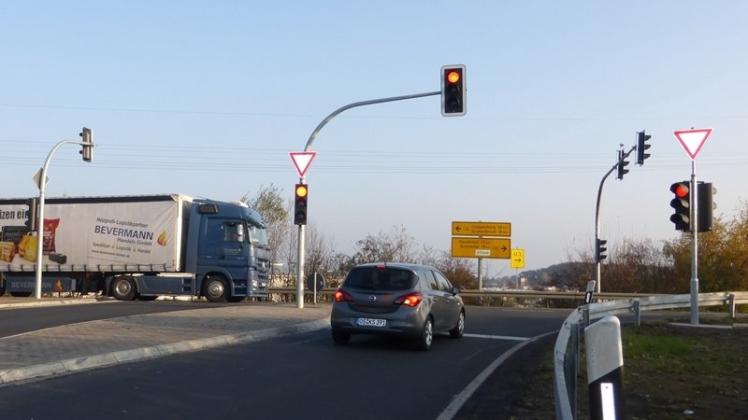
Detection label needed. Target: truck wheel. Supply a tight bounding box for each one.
[111,276,136,301]
[203,276,228,303]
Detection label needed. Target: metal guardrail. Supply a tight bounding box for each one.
[553,291,748,420]
[268,287,656,301]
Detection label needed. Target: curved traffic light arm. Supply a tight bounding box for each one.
[303,91,440,152]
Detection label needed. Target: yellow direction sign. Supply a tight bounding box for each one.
[451,237,511,259]
[511,248,525,269]
[452,221,511,237]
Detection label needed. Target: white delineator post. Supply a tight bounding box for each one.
[585,316,624,420]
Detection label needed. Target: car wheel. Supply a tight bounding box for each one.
[111,276,136,301]
[331,328,350,345]
[416,317,434,351]
[203,276,228,302]
[450,311,465,338]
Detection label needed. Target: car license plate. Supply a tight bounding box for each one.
[356,318,386,327]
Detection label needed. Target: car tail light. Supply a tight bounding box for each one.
[334,290,353,303]
[394,292,422,308]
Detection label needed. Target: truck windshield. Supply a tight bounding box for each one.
[248,224,268,248]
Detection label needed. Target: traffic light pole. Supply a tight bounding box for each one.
[690,161,699,324]
[34,139,89,299]
[295,90,440,308]
[595,146,635,294]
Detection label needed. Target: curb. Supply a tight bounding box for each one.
[0,298,113,310]
[0,317,330,387]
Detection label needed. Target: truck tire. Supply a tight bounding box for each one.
[203,276,228,303]
[111,276,137,301]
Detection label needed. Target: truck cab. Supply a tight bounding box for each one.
[109,199,271,302]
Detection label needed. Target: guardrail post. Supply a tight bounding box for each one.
[583,305,590,327]
[586,316,625,420]
[633,299,641,327]
[728,293,736,319]
[568,323,579,417]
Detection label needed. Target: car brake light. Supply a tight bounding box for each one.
[334,290,354,303]
[394,292,422,308]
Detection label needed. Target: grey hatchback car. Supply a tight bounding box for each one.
[330,262,465,350]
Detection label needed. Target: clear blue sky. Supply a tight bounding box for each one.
[2,1,746,273]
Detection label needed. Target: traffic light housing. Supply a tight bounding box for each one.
[441,65,466,116]
[616,149,629,180]
[670,181,690,232]
[294,183,308,225]
[636,130,651,165]
[595,238,607,263]
[24,198,38,231]
[80,127,93,162]
[697,182,714,232]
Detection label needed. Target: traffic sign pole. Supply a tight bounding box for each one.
[296,176,305,309]
[690,160,699,324]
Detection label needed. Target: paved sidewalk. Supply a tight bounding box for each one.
[0,303,330,386]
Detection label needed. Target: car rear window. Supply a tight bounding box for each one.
[344,266,416,291]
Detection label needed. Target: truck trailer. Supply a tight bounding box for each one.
[0,194,270,302]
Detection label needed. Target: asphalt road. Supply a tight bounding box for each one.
[0,300,236,338]
[0,306,567,420]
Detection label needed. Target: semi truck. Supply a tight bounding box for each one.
[0,194,270,302]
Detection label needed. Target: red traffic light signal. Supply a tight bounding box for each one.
[441,65,466,116]
[669,181,690,232]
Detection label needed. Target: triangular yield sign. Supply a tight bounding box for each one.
[289,151,317,178]
[673,128,712,160]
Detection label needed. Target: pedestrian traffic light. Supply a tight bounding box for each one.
[294,183,308,225]
[670,181,690,232]
[441,65,466,116]
[79,127,93,162]
[616,149,629,180]
[595,238,607,263]
[697,182,714,232]
[636,130,651,165]
[25,198,37,231]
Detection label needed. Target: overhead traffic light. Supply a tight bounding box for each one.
[441,65,466,116]
[636,130,651,165]
[670,181,690,232]
[79,127,93,162]
[24,198,38,231]
[294,183,308,225]
[595,238,607,263]
[616,149,630,180]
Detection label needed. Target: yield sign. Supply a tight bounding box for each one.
[674,128,712,160]
[289,151,317,178]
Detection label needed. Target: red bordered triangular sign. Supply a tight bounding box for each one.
[673,128,712,160]
[289,151,317,178]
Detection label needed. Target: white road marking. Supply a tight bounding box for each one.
[463,333,530,341]
[436,330,558,420]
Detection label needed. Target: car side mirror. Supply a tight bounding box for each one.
[451,286,460,295]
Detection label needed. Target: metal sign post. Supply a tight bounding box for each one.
[673,127,712,325]
[690,161,699,324]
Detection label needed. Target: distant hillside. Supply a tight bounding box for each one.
[488,262,591,291]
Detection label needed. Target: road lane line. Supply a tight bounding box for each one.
[463,333,529,341]
[436,330,558,420]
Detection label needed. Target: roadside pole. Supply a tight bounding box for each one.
[296,178,305,309]
[294,91,440,308]
[34,129,93,299]
[595,145,635,294]
[690,160,699,324]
